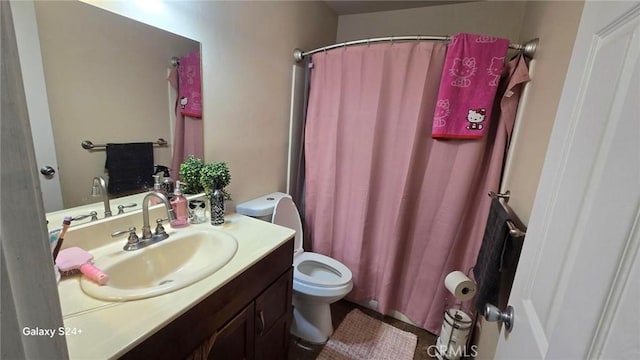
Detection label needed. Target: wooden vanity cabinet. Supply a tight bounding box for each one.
[209,268,293,360]
[253,268,293,360]
[122,238,293,360]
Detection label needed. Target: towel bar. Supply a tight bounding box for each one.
[488,190,527,238]
[81,138,168,150]
[488,190,510,202]
[507,220,525,238]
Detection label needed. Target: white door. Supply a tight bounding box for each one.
[495,2,640,359]
[11,0,63,212]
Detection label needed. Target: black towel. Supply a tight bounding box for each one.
[473,198,524,312]
[105,143,154,196]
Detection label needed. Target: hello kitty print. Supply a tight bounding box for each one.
[450,57,477,87]
[487,57,505,86]
[432,33,509,139]
[434,99,451,127]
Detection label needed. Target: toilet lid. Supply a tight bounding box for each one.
[272,196,303,255]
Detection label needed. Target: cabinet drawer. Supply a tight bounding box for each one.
[255,268,293,336]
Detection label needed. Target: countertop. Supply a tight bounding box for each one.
[57,213,295,359]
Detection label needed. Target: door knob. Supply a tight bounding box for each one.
[484,303,514,333]
[40,165,56,178]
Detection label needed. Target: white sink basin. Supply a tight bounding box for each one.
[80,229,238,301]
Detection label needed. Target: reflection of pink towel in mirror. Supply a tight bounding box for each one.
[178,51,202,118]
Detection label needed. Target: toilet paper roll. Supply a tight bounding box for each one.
[444,271,477,301]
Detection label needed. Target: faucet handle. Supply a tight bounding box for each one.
[117,203,137,215]
[72,211,99,222]
[155,218,169,237]
[111,227,140,251]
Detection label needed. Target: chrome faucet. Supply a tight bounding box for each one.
[111,192,176,251]
[141,192,176,240]
[90,176,112,218]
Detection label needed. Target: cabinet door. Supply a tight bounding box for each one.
[208,303,255,360]
[255,269,293,360]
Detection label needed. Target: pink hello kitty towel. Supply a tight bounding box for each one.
[178,51,202,118]
[432,33,509,139]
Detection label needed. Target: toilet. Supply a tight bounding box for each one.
[236,192,353,344]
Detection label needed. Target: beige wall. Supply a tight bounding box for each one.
[337,1,526,42]
[501,0,584,225]
[81,0,337,208]
[35,1,198,208]
[476,2,585,359]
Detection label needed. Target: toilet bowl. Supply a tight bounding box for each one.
[237,192,353,344]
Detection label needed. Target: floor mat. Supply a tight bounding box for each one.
[316,309,418,360]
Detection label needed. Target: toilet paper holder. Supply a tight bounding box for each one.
[483,303,514,333]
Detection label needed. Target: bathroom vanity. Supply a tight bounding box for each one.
[57,213,295,359]
[123,241,293,359]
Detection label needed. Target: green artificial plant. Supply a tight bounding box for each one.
[199,161,232,200]
[178,155,205,194]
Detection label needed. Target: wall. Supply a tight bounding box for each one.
[82,0,338,207]
[34,1,199,208]
[477,1,585,359]
[501,0,585,224]
[337,1,526,42]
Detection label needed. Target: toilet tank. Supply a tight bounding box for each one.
[236,192,291,222]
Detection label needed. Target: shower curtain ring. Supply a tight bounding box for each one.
[391,36,395,45]
[367,38,371,47]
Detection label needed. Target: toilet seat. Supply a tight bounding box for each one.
[272,197,353,292]
[294,252,352,288]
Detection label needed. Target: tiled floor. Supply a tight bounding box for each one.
[288,300,438,360]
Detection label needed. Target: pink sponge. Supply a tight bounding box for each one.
[56,247,109,285]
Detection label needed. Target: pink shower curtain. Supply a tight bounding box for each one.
[304,42,516,334]
[168,68,203,180]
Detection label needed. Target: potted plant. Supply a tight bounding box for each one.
[199,161,232,200]
[199,161,231,225]
[178,155,205,194]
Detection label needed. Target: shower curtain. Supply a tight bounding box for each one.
[168,65,203,181]
[304,41,523,334]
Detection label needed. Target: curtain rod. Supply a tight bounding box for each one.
[294,36,539,62]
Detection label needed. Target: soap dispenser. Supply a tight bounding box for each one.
[161,168,175,197]
[170,181,189,228]
[151,175,168,205]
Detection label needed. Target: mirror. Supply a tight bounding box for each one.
[33,1,201,214]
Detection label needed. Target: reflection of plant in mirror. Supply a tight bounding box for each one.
[179,155,205,194]
[199,162,231,200]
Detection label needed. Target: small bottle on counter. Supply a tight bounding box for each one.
[161,168,175,197]
[150,175,169,204]
[170,181,189,228]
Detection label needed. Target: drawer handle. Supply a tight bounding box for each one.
[257,310,265,336]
